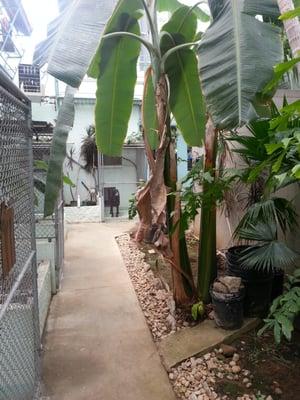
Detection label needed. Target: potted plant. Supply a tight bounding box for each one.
[225,110,300,317]
[227,218,299,317]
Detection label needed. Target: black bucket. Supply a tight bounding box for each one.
[226,246,273,318]
[211,288,245,330]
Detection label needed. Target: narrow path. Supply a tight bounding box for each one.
[42,222,176,400]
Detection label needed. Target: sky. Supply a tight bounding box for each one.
[22,0,59,62]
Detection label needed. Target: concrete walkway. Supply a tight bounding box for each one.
[41,222,176,400]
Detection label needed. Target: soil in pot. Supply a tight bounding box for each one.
[226,246,273,318]
[211,276,245,330]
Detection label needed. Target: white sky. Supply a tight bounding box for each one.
[22,0,59,62]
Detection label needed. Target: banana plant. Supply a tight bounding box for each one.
[87,0,209,305]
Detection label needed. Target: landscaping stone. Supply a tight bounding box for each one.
[219,344,237,357]
[169,349,273,400]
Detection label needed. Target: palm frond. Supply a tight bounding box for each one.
[235,197,298,238]
[239,240,299,273]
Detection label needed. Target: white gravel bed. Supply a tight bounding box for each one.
[117,233,194,340]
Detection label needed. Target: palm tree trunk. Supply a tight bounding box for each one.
[197,118,218,303]
[277,0,300,75]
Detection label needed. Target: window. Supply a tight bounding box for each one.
[103,155,122,166]
[18,64,41,93]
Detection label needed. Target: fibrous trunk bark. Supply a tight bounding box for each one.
[197,118,218,304]
[137,70,195,305]
[277,0,300,75]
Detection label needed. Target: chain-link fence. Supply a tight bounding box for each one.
[0,72,40,399]
[33,132,64,290]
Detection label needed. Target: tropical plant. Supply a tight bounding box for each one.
[88,0,209,305]
[258,268,300,343]
[195,0,283,302]
[227,106,300,273]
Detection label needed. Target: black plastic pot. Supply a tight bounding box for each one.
[271,269,284,301]
[211,287,245,330]
[226,246,273,318]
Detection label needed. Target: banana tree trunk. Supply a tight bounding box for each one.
[277,0,300,74]
[157,76,195,305]
[136,72,195,305]
[165,137,195,305]
[197,118,218,304]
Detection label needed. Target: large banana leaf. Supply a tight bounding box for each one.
[92,11,142,155]
[199,0,283,130]
[34,0,118,88]
[162,6,206,146]
[209,0,280,20]
[44,86,76,217]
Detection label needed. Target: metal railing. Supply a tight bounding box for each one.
[0,71,40,399]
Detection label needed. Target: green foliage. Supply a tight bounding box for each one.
[191,301,205,321]
[279,7,300,21]
[128,181,145,220]
[128,193,138,220]
[180,159,239,232]
[228,99,300,190]
[161,6,206,146]
[237,222,299,272]
[235,197,298,238]
[258,269,300,344]
[92,11,142,156]
[63,176,75,187]
[263,57,300,93]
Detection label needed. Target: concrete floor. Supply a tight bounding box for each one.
[41,222,176,400]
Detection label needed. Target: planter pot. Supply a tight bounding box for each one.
[226,246,273,318]
[271,269,284,301]
[210,287,245,330]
